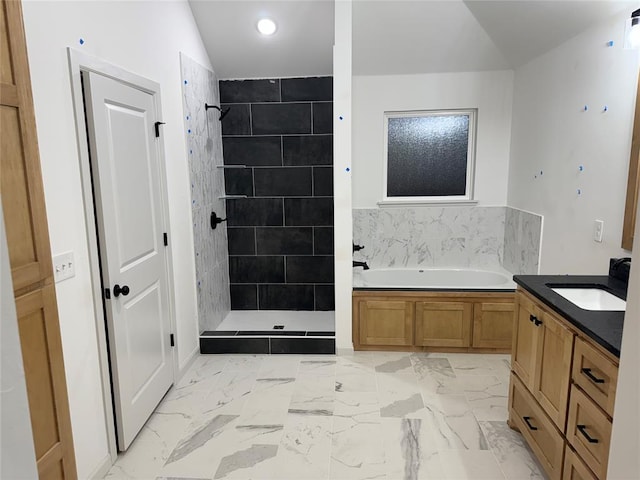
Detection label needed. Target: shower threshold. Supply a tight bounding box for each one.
[200,310,335,355]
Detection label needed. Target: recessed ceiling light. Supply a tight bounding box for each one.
[257,18,277,36]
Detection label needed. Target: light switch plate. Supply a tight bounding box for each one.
[594,220,604,243]
[53,251,75,282]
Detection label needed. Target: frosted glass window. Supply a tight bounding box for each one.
[384,110,476,202]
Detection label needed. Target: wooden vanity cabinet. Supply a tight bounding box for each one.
[357,299,414,347]
[415,301,472,347]
[352,291,514,352]
[512,291,574,429]
[509,288,620,480]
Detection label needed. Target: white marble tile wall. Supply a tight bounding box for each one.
[181,53,231,332]
[352,206,507,270]
[503,207,542,275]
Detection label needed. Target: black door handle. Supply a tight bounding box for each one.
[523,416,538,431]
[577,425,599,443]
[581,368,605,384]
[211,211,227,230]
[113,284,130,297]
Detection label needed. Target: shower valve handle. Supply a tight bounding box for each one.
[353,243,365,252]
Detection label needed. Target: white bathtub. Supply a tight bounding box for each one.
[354,268,516,290]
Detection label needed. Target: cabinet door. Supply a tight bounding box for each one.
[358,300,414,346]
[563,446,597,480]
[415,301,472,347]
[472,301,514,349]
[16,286,76,479]
[512,293,541,390]
[533,311,574,430]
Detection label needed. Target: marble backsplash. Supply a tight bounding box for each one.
[180,53,230,332]
[352,206,542,274]
[352,206,507,270]
[503,207,542,275]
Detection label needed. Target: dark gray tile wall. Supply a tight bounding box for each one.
[221,77,334,311]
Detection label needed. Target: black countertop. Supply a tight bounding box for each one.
[513,275,627,358]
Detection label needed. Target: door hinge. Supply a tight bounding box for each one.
[170,333,175,347]
[154,121,166,138]
[104,288,111,299]
[163,232,168,246]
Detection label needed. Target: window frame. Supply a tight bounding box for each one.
[381,108,478,205]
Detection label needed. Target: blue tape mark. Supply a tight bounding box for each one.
[79,38,85,45]
[577,189,582,195]
[603,106,608,112]
[607,40,614,47]
[190,149,193,154]
[184,80,188,85]
[186,115,190,120]
[339,116,344,120]
[579,165,584,172]
[540,170,543,175]
[584,105,588,111]
[188,129,191,134]
[346,167,350,172]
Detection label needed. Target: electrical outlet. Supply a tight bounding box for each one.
[594,220,604,243]
[53,251,75,282]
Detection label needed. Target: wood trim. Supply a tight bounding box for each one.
[622,72,640,250]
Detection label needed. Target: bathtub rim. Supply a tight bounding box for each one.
[353,266,516,291]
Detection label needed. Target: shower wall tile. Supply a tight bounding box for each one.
[313,102,333,134]
[503,207,542,275]
[258,285,315,310]
[313,167,333,196]
[220,103,251,136]
[286,256,335,283]
[222,137,282,166]
[219,79,280,103]
[227,227,255,255]
[229,256,285,283]
[251,103,312,135]
[253,167,312,197]
[180,53,230,332]
[230,284,258,310]
[313,227,334,255]
[352,206,506,270]
[256,227,313,255]
[224,168,254,197]
[315,285,335,310]
[284,198,334,226]
[226,198,284,226]
[283,135,333,166]
[221,76,333,312]
[281,77,333,102]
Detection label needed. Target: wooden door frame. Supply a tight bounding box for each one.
[66,49,179,462]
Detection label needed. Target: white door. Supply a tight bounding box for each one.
[82,71,173,451]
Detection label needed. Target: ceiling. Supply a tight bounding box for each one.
[188,0,638,79]
[188,0,334,79]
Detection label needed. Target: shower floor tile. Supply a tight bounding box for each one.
[216,310,335,332]
[106,352,545,480]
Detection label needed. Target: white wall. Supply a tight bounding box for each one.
[508,11,639,274]
[21,1,212,477]
[608,193,640,478]
[352,70,514,208]
[334,0,353,351]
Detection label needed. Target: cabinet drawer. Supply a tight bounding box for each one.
[572,338,618,417]
[563,445,597,480]
[567,385,612,479]
[509,373,564,480]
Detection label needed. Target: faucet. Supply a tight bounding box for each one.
[353,260,370,270]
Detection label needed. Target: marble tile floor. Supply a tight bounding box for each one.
[105,352,546,480]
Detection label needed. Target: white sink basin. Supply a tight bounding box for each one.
[551,288,626,311]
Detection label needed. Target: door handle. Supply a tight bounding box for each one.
[581,368,605,384]
[113,284,130,297]
[523,416,538,431]
[577,425,599,444]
